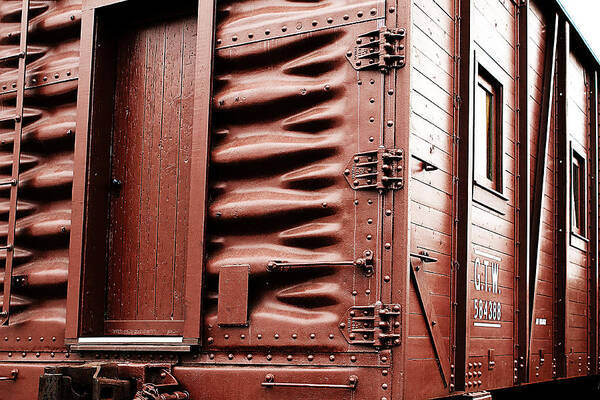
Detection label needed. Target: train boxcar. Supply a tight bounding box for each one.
[0,0,598,399]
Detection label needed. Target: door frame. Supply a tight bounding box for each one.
[65,0,215,346]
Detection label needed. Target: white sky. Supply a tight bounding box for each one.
[559,0,600,60]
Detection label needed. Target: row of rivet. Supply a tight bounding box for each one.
[467,362,483,389]
[0,67,77,93]
[3,336,56,342]
[216,8,385,47]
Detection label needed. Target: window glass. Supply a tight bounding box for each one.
[474,71,501,192]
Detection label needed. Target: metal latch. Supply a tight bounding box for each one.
[346,26,406,72]
[344,147,404,190]
[267,250,374,276]
[339,302,401,347]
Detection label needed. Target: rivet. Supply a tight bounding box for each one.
[36,352,40,358]
[281,26,287,32]
[385,243,391,249]
[50,352,55,358]
[228,354,234,359]
[327,17,333,23]
[385,209,392,215]
[366,289,371,294]
[265,29,270,35]
[257,334,262,339]
[382,383,388,389]
[52,337,56,342]
[384,275,390,282]
[322,202,327,207]
[247,354,252,360]
[224,334,229,339]
[70,15,75,21]
[369,136,375,142]
[368,199,373,205]
[310,333,316,339]
[15,337,19,342]
[370,117,375,122]
[370,79,375,85]
[266,354,272,360]
[292,333,298,339]
[357,80,363,85]
[343,14,349,20]
[207,337,214,344]
[312,20,318,26]
[352,290,358,296]
[382,369,388,376]
[248,33,254,38]
[370,8,377,15]
[387,120,394,127]
[354,200,359,205]
[368,218,373,224]
[216,39,222,45]
[287,355,293,361]
[351,356,357,362]
[367,234,372,240]
[357,11,364,17]
[209,353,215,359]
[349,333,356,339]
[330,354,335,361]
[324,84,330,91]
[3,337,6,341]
[66,71,71,76]
[274,333,279,339]
[231,35,238,42]
[7,353,11,357]
[370,98,375,103]
[22,352,26,357]
[388,89,394,95]
[381,356,388,362]
[329,333,334,339]
[389,7,396,12]
[240,334,245,339]
[65,353,70,358]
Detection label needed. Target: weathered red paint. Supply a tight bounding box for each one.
[0,0,598,399]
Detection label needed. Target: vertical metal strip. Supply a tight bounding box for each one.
[0,0,30,324]
[590,70,598,374]
[516,0,531,383]
[455,0,474,392]
[554,19,569,378]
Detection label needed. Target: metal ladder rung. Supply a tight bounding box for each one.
[0,179,17,187]
[0,52,24,63]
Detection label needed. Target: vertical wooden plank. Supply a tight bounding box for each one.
[516,0,530,383]
[554,18,569,379]
[455,0,475,392]
[156,19,185,320]
[66,7,96,339]
[137,24,165,321]
[590,70,598,374]
[183,0,217,341]
[173,17,197,320]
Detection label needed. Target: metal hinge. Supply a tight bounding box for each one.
[339,302,401,348]
[344,147,404,190]
[345,27,406,72]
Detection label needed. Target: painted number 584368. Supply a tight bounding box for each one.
[473,299,501,321]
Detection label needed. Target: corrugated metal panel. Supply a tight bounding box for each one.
[0,0,80,351]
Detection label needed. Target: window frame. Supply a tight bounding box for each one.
[65,0,214,349]
[570,143,587,240]
[471,51,508,214]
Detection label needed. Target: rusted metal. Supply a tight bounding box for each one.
[344,147,404,190]
[338,302,401,347]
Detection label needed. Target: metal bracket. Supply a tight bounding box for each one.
[345,26,406,72]
[339,302,401,347]
[262,374,358,390]
[267,249,374,276]
[344,147,404,191]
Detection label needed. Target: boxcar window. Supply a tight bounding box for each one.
[571,150,586,236]
[474,69,503,193]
